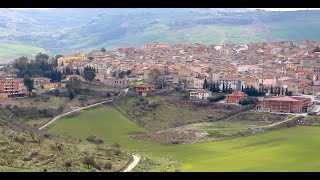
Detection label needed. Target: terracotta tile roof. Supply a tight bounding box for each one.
[264,96,310,102]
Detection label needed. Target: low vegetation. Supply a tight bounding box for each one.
[44,105,320,172]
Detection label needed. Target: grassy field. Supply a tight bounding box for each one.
[115,95,228,131]
[176,111,289,139]
[46,105,320,171]
[47,105,149,148]
[0,96,66,109]
[0,166,30,172]
[0,44,46,63]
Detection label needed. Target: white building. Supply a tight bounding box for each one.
[190,90,212,100]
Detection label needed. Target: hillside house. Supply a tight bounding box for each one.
[225,91,247,103]
[189,90,212,100]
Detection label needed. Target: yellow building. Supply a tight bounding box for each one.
[58,51,86,66]
[43,83,60,90]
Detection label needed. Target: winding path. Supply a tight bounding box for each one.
[38,98,114,130]
[39,89,130,130]
[123,154,141,172]
[38,89,141,172]
[261,114,301,128]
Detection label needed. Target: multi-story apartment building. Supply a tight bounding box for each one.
[0,78,27,98]
[258,96,312,113]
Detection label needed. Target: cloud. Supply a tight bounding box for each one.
[247,8,320,11]
[10,8,55,10]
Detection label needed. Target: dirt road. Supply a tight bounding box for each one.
[123,154,141,172]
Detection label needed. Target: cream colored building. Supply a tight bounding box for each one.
[58,51,86,66]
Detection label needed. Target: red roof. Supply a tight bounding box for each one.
[264,96,310,102]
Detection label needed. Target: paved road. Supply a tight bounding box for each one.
[123,154,141,172]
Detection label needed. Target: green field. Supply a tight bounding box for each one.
[115,96,227,131]
[0,166,30,172]
[46,105,320,171]
[47,105,150,148]
[0,44,46,63]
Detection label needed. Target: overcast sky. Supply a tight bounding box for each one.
[9,8,320,11]
[247,8,320,11]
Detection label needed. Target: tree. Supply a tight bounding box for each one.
[35,53,49,62]
[203,78,209,89]
[88,57,94,61]
[270,85,274,95]
[241,85,244,92]
[68,91,75,100]
[222,83,225,93]
[100,48,106,52]
[23,77,34,95]
[13,56,29,70]
[216,83,220,93]
[210,83,216,93]
[83,66,96,86]
[66,77,81,93]
[65,66,72,75]
[281,87,284,96]
[76,68,80,75]
[285,87,288,96]
[148,68,161,83]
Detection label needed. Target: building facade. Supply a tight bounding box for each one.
[258,96,312,113]
[225,91,247,103]
[135,85,155,94]
[0,78,27,98]
[189,90,212,100]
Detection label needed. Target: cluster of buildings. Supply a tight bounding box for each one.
[1,40,320,114]
[61,40,320,97]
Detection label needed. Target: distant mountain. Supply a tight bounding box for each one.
[0,8,320,62]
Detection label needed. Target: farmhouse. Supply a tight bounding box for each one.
[189,90,212,100]
[257,96,312,113]
[225,91,247,103]
[135,85,155,94]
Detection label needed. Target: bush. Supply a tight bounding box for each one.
[86,135,104,144]
[104,162,112,170]
[65,160,72,168]
[13,136,26,144]
[239,97,258,105]
[82,155,96,168]
[208,95,226,102]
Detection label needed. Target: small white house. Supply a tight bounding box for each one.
[190,90,212,100]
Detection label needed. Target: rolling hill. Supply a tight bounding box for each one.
[1,8,320,62]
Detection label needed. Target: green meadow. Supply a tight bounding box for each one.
[46,105,320,172]
[0,44,46,63]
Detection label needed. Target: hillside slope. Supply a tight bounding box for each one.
[1,8,320,61]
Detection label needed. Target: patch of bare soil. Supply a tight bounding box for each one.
[132,129,209,144]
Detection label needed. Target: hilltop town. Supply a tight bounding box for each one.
[2,40,320,172]
[2,40,320,109]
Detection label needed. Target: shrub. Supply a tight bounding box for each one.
[104,162,112,170]
[111,142,120,149]
[65,160,72,168]
[239,97,258,106]
[13,136,26,144]
[82,155,96,168]
[86,135,104,144]
[208,95,226,102]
